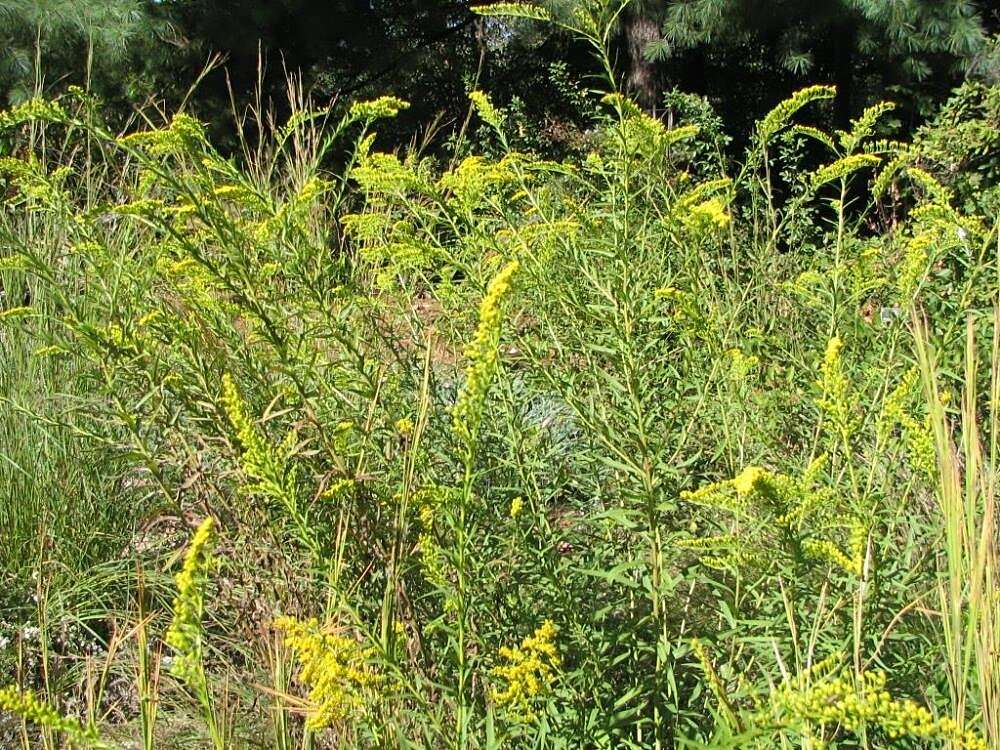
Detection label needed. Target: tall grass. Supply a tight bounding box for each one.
[0,115,136,612]
[916,310,1000,749]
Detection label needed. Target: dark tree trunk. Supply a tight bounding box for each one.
[623,9,660,112]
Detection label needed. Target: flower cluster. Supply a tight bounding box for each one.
[491,620,561,720]
[121,113,207,157]
[816,337,859,444]
[725,348,759,382]
[684,198,731,234]
[274,616,381,731]
[0,97,67,129]
[654,285,704,333]
[350,152,424,196]
[679,457,864,576]
[897,232,932,303]
[437,155,520,208]
[681,464,776,514]
[881,367,936,477]
[349,96,410,122]
[0,687,107,748]
[469,90,504,134]
[451,260,519,450]
[221,374,300,515]
[509,496,524,519]
[165,516,216,690]
[413,486,459,599]
[767,667,987,750]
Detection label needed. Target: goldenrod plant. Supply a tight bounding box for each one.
[0,1,998,748]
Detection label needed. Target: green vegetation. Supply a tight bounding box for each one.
[1,2,999,749]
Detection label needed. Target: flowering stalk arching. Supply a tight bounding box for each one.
[0,687,109,749]
[452,260,520,451]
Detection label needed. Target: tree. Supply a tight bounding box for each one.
[141,0,597,155]
[649,0,992,124]
[0,0,166,104]
[620,1,663,110]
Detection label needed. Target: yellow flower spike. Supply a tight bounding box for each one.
[0,305,33,321]
[732,466,768,497]
[165,516,216,690]
[220,374,313,551]
[816,336,858,443]
[349,96,410,122]
[452,260,519,449]
[469,90,504,134]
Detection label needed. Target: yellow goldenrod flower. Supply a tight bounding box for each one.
[802,538,861,576]
[274,616,381,731]
[732,466,768,497]
[350,152,423,195]
[509,496,524,519]
[165,516,216,690]
[452,260,519,449]
[765,664,987,750]
[395,417,414,437]
[411,486,458,597]
[816,336,858,443]
[756,85,836,144]
[811,153,882,189]
[438,155,520,207]
[725,348,759,381]
[898,233,931,302]
[680,459,867,577]
[0,686,107,748]
[469,91,504,133]
[685,198,731,234]
[32,345,67,358]
[220,375,316,554]
[349,96,410,122]
[491,619,561,721]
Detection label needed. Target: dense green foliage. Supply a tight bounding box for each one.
[1,2,999,750]
[3,0,998,154]
[655,0,994,115]
[0,0,166,104]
